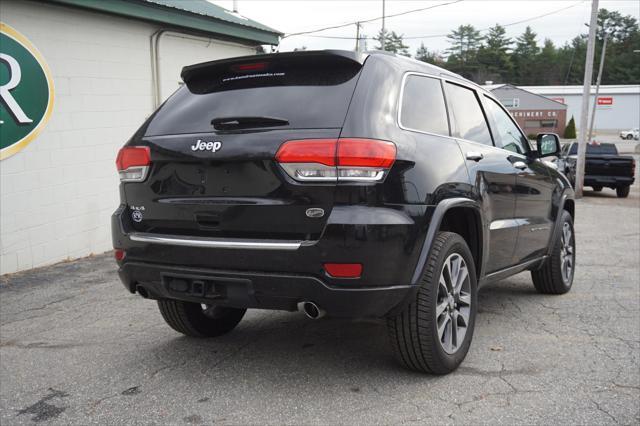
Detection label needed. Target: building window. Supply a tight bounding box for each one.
[541,120,557,128]
[525,120,541,128]
[500,98,520,108]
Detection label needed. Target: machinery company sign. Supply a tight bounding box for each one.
[510,110,559,118]
[0,22,54,160]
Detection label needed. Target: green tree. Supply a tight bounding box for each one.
[415,43,444,65]
[536,39,560,84]
[564,116,577,139]
[445,24,483,79]
[557,36,587,85]
[476,24,512,82]
[374,29,410,56]
[429,8,639,85]
[597,8,638,42]
[596,8,640,84]
[512,26,540,84]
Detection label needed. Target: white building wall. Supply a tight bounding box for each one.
[521,86,640,131]
[557,94,640,131]
[0,0,256,274]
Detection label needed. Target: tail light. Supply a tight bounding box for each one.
[276,138,396,183]
[116,146,150,182]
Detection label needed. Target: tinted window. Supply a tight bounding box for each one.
[484,97,529,154]
[146,55,362,135]
[568,143,618,155]
[400,75,449,136]
[446,83,493,145]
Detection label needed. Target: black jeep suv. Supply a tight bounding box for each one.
[112,50,576,374]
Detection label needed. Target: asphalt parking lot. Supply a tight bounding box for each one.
[1,185,639,425]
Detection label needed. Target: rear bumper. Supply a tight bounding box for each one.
[119,261,414,317]
[112,203,430,317]
[584,175,634,187]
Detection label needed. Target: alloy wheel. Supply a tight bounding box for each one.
[436,253,472,354]
[560,222,575,284]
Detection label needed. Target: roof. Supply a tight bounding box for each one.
[41,0,282,45]
[520,85,640,96]
[144,0,281,34]
[487,84,567,109]
[484,84,640,96]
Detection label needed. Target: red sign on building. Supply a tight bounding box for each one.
[597,97,613,105]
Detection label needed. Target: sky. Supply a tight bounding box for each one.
[211,0,640,55]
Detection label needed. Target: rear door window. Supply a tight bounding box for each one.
[587,143,618,155]
[445,82,493,146]
[400,75,449,136]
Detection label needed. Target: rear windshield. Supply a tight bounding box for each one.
[568,143,618,155]
[144,54,363,136]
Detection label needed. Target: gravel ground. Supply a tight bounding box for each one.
[1,185,638,425]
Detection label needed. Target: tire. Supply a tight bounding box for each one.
[387,232,477,374]
[592,186,602,192]
[531,210,575,294]
[616,186,630,198]
[157,300,246,337]
[626,134,633,140]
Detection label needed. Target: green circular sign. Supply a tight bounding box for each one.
[0,23,54,160]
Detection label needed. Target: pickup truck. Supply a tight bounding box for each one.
[557,142,635,197]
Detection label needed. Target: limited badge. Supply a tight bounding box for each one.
[131,210,143,223]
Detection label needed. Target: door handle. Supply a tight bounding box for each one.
[466,151,484,162]
[513,161,527,170]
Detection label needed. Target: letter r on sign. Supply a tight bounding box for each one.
[0,53,33,124]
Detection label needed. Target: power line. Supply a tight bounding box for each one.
[282,0,463,39]
[403,1,586,39]
[301,0,586,41]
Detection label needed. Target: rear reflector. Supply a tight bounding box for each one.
[116,146,150,182]
[114,249,126,261]
[276,138,395,182]
[324,263,362,278]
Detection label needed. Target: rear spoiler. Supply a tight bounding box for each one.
[181,50,368,86]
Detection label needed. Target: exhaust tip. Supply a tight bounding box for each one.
[136,285,149,299]
[297,301,325,320]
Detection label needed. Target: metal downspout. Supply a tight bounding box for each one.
[150,30,256,110]
[150,29,167,110]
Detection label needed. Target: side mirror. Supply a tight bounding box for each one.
[536,133,560,158]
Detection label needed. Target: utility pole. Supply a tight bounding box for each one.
[574,0,599,198]
[355,22,361,51]
[381,0,386,51]
[588,33,608,144]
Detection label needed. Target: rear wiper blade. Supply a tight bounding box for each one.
[211,116,289,130]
